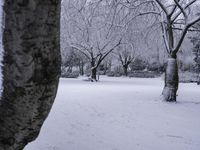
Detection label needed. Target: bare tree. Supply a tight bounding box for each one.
[117,43,136,76]
[63,0,122,81]
[153,0,200,101]
[0,1,61,149]
[122,0,200,101]
[117,0,167,72]
[62,47,87,75]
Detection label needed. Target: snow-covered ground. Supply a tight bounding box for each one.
[25,77,200,150]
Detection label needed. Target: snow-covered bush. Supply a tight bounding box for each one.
[128,71,158,78]
[130,58,147,71]
[179,71,198,83]
[61,71,79,78]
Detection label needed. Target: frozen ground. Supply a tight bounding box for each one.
[25,76,200,150]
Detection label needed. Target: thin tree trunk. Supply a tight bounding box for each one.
[162,57,179,102]
[123,65,128,76]
[67,66,72,73]
[79,61,84,76]
[0,1,61,150]
[91,68,97,81]
[197,65,200,85]
[91,60,97,81]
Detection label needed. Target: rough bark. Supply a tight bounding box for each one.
[162,57,179,102]
[0,0,61,150]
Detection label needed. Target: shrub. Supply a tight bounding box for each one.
[61,71,79,78]
[106,71,115,77]
[179,71,198,83]
[128,71,161,78]
[130,58,147,71]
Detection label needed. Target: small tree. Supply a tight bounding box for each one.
[62,48,79,73]
[117,43,136,76]
[62,48,87,75]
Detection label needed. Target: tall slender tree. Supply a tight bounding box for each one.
[0,1,61,150]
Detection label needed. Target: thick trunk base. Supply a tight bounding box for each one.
[162,58,179,102]
[162,86,177,102]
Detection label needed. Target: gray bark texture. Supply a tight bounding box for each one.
[0,0,61,150]
[162,58,179,102]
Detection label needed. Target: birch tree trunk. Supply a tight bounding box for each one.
[0,0,61,150]
[162,57,179,102]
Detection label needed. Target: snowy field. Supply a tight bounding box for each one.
[25,77,200,150]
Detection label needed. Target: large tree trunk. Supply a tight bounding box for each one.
[0,1,61,150]
[162,57,179,102]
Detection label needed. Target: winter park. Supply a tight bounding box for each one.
[0,0,200,150]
